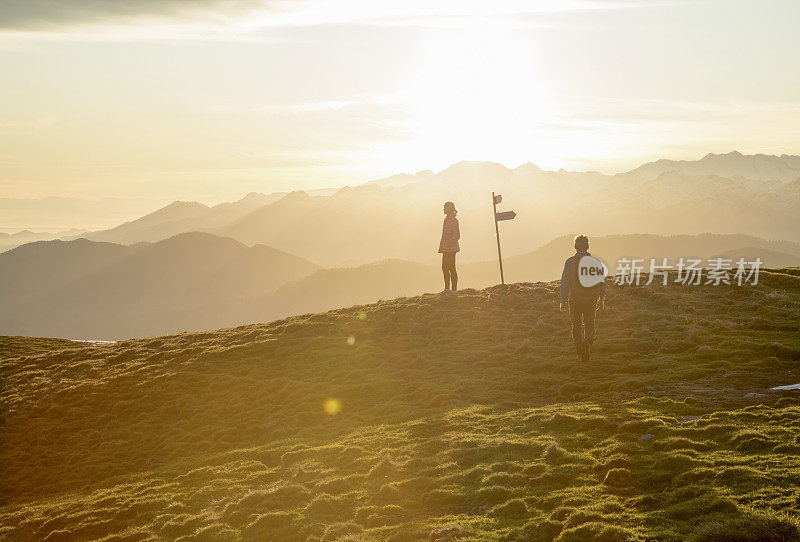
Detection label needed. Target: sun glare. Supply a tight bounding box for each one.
[398,25,552,170]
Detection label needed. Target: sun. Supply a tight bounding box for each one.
[397,24,554,169]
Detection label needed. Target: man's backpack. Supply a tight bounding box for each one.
[572,253,606,298]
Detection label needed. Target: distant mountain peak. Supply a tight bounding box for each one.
[439,161,510,177]
[242,191,267,200]
[163,200,209,210]
[628,150,800,183]
[703,150,743,159]
[445,160,507,169]
[283,190,310,200]
[147,231,247,252]
[513,162,542,173]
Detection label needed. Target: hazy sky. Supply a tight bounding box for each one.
[1,0,799,203]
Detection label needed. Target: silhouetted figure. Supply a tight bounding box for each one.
[438,201,460,295]
[560,235,606,362]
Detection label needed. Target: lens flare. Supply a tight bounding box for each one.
[323,398,342,415]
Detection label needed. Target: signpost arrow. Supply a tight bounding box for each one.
[495,210,516,221]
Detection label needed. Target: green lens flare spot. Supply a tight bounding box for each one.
[323,398,341,415]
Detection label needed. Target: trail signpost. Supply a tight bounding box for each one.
[491,192,516,285]
[495,211,516,221]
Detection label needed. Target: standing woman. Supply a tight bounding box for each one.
[438,201,460,295]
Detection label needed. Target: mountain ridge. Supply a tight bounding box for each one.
[624,150,800,183]
[5,151,800,261]
[3,231,798,339]
[0,232,320,339]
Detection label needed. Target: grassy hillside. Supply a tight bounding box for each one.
[2,271,800,541]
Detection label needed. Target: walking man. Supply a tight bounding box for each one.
[559,235,606,362]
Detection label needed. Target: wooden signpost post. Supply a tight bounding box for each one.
[491,192,516,285]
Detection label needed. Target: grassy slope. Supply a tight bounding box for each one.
[0,336,77,360]
[1,271,800,541]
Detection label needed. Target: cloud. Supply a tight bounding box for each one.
[0,0,699,32]
[0,0,279,30]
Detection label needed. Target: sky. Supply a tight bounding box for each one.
[1,0,799,203]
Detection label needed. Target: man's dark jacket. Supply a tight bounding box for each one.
[560,251,607,303]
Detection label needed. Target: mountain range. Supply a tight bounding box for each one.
[0,228,87,253]
[2,150,799,338]
[2,151,799,267]
[2,230,798,340]
[624,150,800,183]
[72,151,800,266]
[0,232,319,339]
